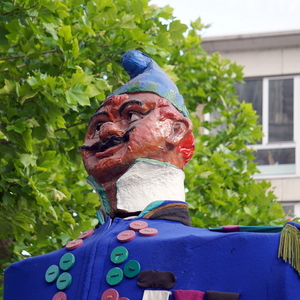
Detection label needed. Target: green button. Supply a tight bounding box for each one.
[124,260,141,278]
[56,272,72,290]
[45,265,60,283]
[59,253,76,271]
[106,267,124,286]
[110,246,129,264]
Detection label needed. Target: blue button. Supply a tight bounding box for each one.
[56,272,72,290]
[59,253,75,271]
[124,260,141,278]
[110,246,129,264]
[45,265,60,283]
[106,268,124,285]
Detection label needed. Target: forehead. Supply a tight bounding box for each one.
[97,93,165,112]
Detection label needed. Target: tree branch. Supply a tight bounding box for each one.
[23,95,39,104]
[98,55,114,66]
[0,49,58,61]
[0,64,26,73]
[2,3,39,16]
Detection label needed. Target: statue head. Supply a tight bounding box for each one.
[81,50,194,185]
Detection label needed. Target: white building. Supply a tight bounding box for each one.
[202,30,300,217]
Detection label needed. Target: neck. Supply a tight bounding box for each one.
[88,159,186,218]
[116,158,186,212]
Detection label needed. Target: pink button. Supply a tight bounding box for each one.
[129,220,148,231]
[78,229,94,239]
[65,239,83,250]
[101,288,119,300]
[52,291,67,300]
[139,228,158,237]
[222,225,240,232]
[117,230,136,242]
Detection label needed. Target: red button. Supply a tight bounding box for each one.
[129,220,148,231]
[78,228,94,239]
[117,230,136,242]
[52,291,67,300]
[139,228,158,237]
[101,288,119,300]
[65,239,83,250]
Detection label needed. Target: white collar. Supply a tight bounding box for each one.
[116,159,185,212]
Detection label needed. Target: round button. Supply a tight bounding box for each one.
[106,267,124,286]
[56,272,72,290]
[45,265,60,283]
[124,260,141,278]
[139,228,158,237]
[65,239,83,250]
[110,246,129,264]
[52,291,67,300]
[78,228,94,239]
[101,288,119,300]
[59,253,76,271]
[129,220,148,231]
[117,230,136,243]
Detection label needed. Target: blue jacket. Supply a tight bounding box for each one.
[4,201,300,300]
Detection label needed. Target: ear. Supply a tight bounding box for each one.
[166,119,192,148]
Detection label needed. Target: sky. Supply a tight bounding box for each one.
[149,0,300,37]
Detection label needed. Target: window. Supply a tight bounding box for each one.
[236,75,300,178]
[280,202,300,218]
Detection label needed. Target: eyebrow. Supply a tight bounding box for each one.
[118,100,143,115]
[89,100,144,124]
[89,111,109,123]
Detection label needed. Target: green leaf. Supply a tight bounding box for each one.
[162,65,179,83]
[86,84,101,98]
[65,83,90,106]
[199,171,213,179]
[96,0,113,9]
[58,25,73,41]
[0,79,15,94]
[52,189,67,201]
[0,26,9,47]
[72,38,79,58]
[169,20,187,40]
[190,18,204,30]
[120,14,136,29]
[43,23,59,40]
[20,154,37,167]
[2,193,15,206]
[22,129,33,151]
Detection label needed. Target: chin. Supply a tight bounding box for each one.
[88,158,131,184]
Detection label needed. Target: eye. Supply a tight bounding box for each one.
[92,122,103,138]
[128,112,141,123]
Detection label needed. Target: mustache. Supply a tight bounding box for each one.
[80,126,136,152]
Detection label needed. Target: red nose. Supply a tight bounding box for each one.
[99,122,125,141]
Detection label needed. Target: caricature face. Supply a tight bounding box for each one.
[81,93,184,184]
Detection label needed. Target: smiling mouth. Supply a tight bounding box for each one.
[80,126,136,154]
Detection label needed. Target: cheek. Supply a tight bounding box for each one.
[81,151,93,171]
[129,121,172,149]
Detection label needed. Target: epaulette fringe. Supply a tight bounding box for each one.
[278,223,300,275]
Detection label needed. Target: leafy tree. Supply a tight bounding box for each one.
[0,0,284,295]
[167,28,284,228]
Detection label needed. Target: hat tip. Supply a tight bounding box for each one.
[122,50,152,79]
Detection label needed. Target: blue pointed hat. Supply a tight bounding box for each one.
[110,50,189,117]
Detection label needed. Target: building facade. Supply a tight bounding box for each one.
[202,30,300,217]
